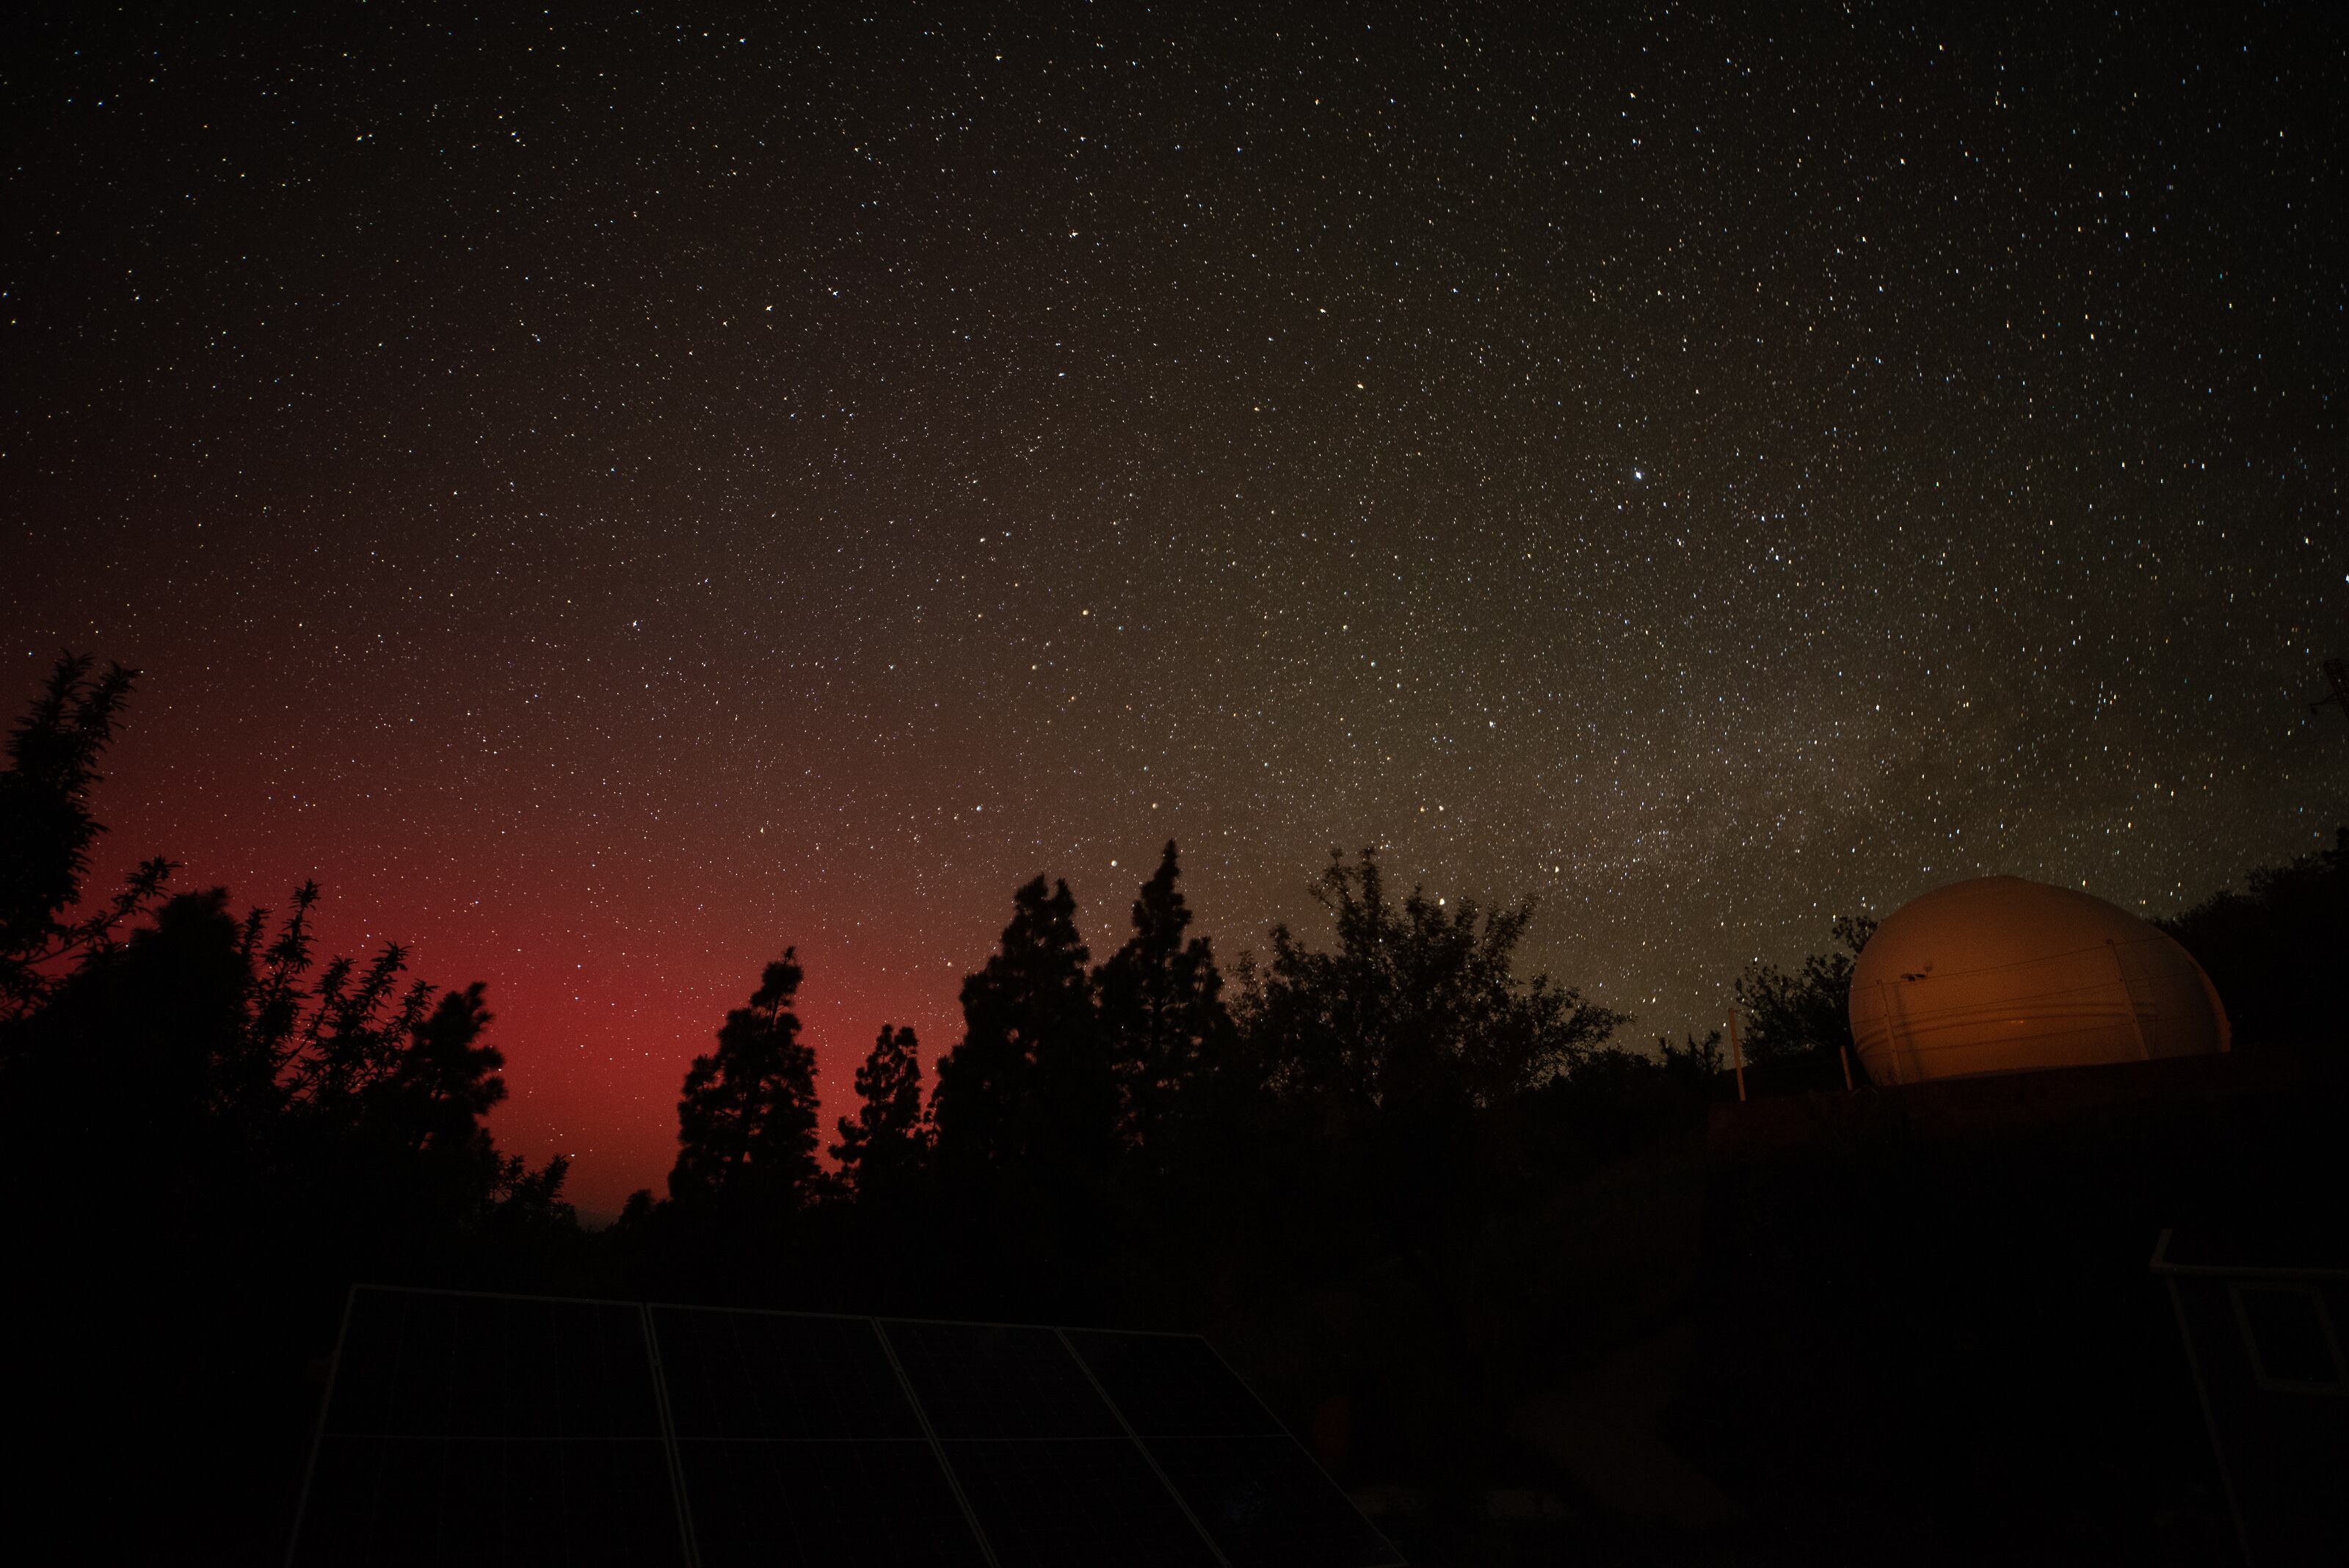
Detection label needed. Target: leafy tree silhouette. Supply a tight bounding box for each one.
[2159,827,2348,1057]
[1095,841,1234,1154]
[1243,847,1624,1110]
[670,949,823,1215]
[1732,913,1874,1089]
[830,1023,927,1201]
[1229,848,1628,1497]
[0,656,596,1561]
[0,653,172,1023]
[1,651,568,1255]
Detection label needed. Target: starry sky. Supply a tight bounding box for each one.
[6,4,2343,1213]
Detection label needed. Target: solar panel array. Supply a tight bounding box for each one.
[291,1287,1406,1568]
[297,1290,686,1567]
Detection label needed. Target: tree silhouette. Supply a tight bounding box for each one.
[2159,827,2348,1056]
[0,657,589,1564]
[1243,847,1625,1110]
[272,918,433,1121]
[14,873,551,1228]
[382,984,507,1151]
[930,876,1103,1172]
[670,949,822,1214]
[1095,841,1232,1153]
[20,886,258,1162]
[1221,849,1630,1496]
[925,875,1122,1309]
[830,1023,927,1199]
[0,653,172,1022]
[1732,913,1874,1088]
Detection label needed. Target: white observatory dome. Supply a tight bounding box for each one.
[1847,876,2230,1086]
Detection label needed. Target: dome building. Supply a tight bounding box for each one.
[1847,876,2230,1086]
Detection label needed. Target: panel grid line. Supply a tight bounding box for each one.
[303,1432,686,1444]
[1194,1337,1409,1568]
[873,1318,1005,1568]
[290,1289,1401,1568]
[281,1283,360,1568]
[641,1303,704,1568]
[1056,1326,1235,1568]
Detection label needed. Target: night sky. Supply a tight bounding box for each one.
[7,5,2342,1213]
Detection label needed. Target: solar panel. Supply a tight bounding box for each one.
[932,1436,1218,1568]
[1061,1329,1282,1440]
[879,1321,1124,1441]
[651,1306,985,1568]
[291,1287,687,1567]
[880,1321,1219,1567]
[291,1291,1407,1568]
[653,1306,923,1442]
[1144,1436,1404,1568]
[1065,1331,1406,1568]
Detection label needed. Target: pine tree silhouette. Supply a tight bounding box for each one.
[830,1023,927,1199]
[385,984,506,1150]
[931,876,1100,1173]
[1095,841,1232,1152]
[0,653,172,1022]
[670,949,822,1214]
[929,876,1122,1308]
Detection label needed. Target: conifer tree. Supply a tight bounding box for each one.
[0,653,172,1023]
[669,949,822,1214]
[831,1023,927,1199]
[1095,841,1232,1150]
[930,877,1100,1173]
[385,983,507,1153]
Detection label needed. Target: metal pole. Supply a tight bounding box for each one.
[1727,1012,1747,1103]
[2109,937,2152,1060]
[2152,1232,2257,1568]
[1877,979,1905,1085]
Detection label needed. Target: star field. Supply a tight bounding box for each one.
[6,5,2343,1211]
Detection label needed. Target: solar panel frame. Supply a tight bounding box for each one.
[1165,1334,1405,1568]
[876,1318,1127,1441]
[676,1435,992,1568]
[283,1280,358,1568]
[322,1286,664,1440]
[296,1431,691,1567]
[650,1304,929,1442]
[286,1285,694,1568]
[642,1299,705,1568]
[877,1316,1230,1568]
[1056,1327,1234,1567]
[288,1291,1404,1568]
[868,1313,1006,1568]
[1060,1329,1284,1440]
[1143,1434,1405,1568]
[650,1303,998,1568]
[1064,1328,1406,1568]
[933,1437,1224,1568]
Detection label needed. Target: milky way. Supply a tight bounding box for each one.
[7,5,2342,1209]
